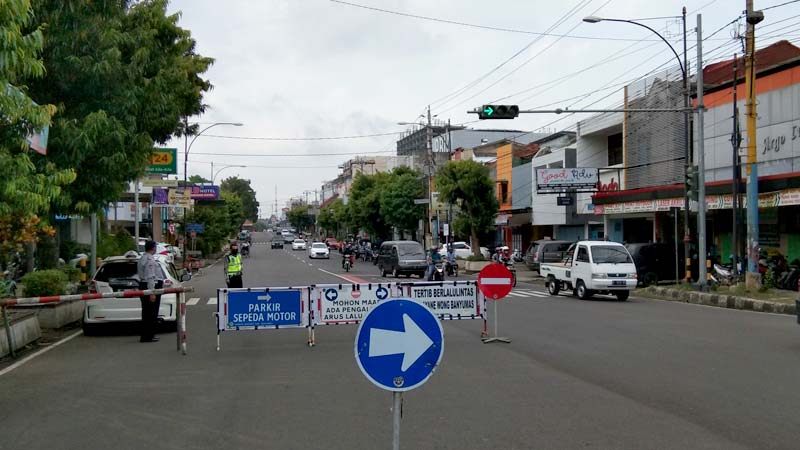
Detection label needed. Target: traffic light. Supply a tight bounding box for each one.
[478,105,519,120]
[686,165,699,201]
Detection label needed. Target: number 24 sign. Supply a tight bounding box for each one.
[145,148,177,174]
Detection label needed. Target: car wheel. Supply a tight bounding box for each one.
[393,267,400,278]
[380,265,387,277]
[576,280,592,300]
[643,272,658,287]
[82,321,98,336]
[546,276,560,296]
[616,291,630,301]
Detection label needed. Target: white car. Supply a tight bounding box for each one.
[292,239,307,251]
[308,242,330,259]
[83,251,191,334]
[438,241,491,259]
[136,239,173,263]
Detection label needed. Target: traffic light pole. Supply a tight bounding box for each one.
[696,14,708,286]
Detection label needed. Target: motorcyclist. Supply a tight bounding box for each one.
[342,241,356,269]
[445,244,456,275]
[426,247,443,281]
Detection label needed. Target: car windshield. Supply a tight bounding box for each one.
[294,239,304,243]
[95,261,165,281]
[312,243,326,249]
[590,246,633,264]
[397,244,424,258]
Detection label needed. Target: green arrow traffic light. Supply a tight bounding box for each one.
[478,105,519,120]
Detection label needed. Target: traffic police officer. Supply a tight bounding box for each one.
[137,240,163,342]
[225,241,243,288]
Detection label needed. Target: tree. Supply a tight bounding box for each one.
[287,205,313,232]
[220,176,259,223]
[184,194,241,256]
[380,168,425,239]
[188,174,210,184]
[317,198,351,238]
[28,0,213,213]
[348,172,392,240]
[0,0,76,262]
[436,160,498,256]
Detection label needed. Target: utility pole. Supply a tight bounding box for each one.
[426,105,435,250]
[744,0,764,289]
[696,14,708,286]
[731,53,743,276]
[681,7,692,283]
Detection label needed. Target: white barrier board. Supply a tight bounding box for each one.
[395,282,484,320]
[313,284,392,325]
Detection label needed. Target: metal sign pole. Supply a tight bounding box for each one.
[392,392,402,450]
[481,297,511,344]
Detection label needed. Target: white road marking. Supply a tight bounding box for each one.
[0,330,83,378]
[187,297,200,305]
[506,292,528,297]
[207,297,217,305]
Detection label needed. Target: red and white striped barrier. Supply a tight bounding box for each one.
[0,287,194,307]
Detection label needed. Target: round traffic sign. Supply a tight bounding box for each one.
[477,263,514,300]
[354,299,444,392]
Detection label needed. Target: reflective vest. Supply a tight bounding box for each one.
[227,254,242,275]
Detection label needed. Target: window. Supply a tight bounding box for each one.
[608,133,623,166]
[576,246,590,263]
[498,180,509,204]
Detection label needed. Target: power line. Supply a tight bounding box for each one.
[328,0,677,42]
[201,131,403,141]
[763,0,800,11]
[190,150,396,157]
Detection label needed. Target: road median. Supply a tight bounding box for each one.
[641,285,798,316]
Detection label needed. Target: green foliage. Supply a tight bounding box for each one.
[380,168,425,239]
[220,177,259,223]
[61,266,81,283]
[27,0,213,212]
[761,268,775,292]
[287,205,313,232]
[21,269,68,297]
[348,172,392,239]
[185,195,242,256]
[436,160,498,256]
[189,174,211,184]
[97,228,136,258]
[59,240,90,261]
[0,0,76,256]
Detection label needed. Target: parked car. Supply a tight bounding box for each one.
[541,241,637,301]
[308,242,330,259]
[437,241,490,259]
[292,239,307,251]
[271,236,284,249]
[325,237,339,250]
[625,242,682,286]
[84,251,191,334]
[525,239,574,273]
[166,244,182,260]
[377,240,427,278]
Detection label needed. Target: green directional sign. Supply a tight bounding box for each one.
[477,105,519,120]
[145,148,177,174]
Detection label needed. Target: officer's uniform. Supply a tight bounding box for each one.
[137,252,163,342]
[225,253,243,288]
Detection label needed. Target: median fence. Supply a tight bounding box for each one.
[212,280,487,350]
[1,286,194,358]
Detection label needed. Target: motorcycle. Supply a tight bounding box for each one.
[512,248,523,263]
[445,260,458,277]
[429,262,445,281]
[342,254,354,272]
[241,243,251,258]
[710,262,738,286]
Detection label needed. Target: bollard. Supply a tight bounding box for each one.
[706,259,712,283]
[685,257,692,282]
[79,258,87,284]
[2,306,15,358]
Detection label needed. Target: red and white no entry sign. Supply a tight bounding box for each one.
[477,263,513,300]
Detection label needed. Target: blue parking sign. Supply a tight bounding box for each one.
[226,290,303,329]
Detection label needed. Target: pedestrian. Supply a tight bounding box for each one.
[137,240,163,343]
[225,241,243,288]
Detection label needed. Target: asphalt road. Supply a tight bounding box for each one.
[1,231,799,450]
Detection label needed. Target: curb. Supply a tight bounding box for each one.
[643,286,798,316]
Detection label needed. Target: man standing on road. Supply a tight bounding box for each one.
[137,240,163,343]
[225,241,243,288]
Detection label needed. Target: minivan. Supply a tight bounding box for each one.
[377,241,428,278]
[525,239,574,273]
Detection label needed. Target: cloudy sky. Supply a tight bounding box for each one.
[164,0,800,216]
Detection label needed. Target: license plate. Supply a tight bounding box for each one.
[612,280,626,286]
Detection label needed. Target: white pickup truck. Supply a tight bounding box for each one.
[540,241,638,301]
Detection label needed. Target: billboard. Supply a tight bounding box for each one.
[188,185,220,200]
[536,168,599,193]
[145,148,177,174]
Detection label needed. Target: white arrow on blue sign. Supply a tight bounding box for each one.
[354,298,443,392]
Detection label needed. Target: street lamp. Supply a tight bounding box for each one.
[181,120,243,255]
[211,164,246,185]
[584,11,694,283]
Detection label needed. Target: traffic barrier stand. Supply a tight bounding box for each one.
[214,286,311,351]
[394,280,486,339]
[1,286,194,358]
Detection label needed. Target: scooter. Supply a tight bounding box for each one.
[445,260,458,277]
[343,254,354,272]
[241,243,251,258]
[512,248,523,263]
[429,262,445,281]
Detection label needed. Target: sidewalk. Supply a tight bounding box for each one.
[641,285,799,316]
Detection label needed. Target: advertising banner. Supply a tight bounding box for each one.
[188,185,220,200]
[145,148,177,174]
[536,168,599,192]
